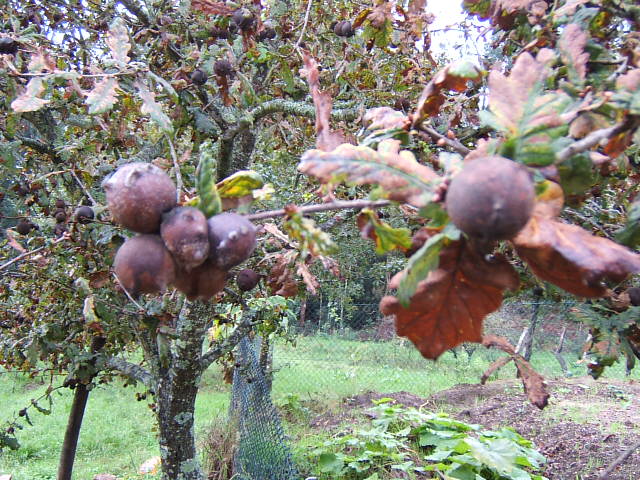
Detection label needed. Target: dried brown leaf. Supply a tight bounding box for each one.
[363,107,410,131]
[191,0,234,15]
[380,241,519,359]
[616,69,640,91]
[480,356,513,384]
[482,334,549,409]
[6,230,26,253]
[513,194,640,297]
[266,252,298,297]
[300,53,347,151]
[297,262,319,295]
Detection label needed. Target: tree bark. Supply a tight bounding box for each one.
[155,303,211,480]
[57,384,90,480]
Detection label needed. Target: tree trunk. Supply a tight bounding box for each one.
[155,303,211,480]
[57,384,90,480]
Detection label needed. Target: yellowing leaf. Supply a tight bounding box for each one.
[106,18,131,64]
[559,24,589,85]
[299,139,440,208]
[216,170,264,198]
[136,82,173,134]
[356,209,412,254]
[86,78,119,114]
[11,77,50,112]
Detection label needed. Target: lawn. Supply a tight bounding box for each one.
[1,333,636,479]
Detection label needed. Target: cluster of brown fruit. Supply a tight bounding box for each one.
[445,156,535,242]
[103,162,257,300]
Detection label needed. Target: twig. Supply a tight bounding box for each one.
[556,118,640,163]
[417,126,470,156]
[296,0,313,48]
[200,310,258,370]
[112,272,145,312]
[166,135,183,203]
[596,440,640,480]
[245,199,391,221]
[104,356,155,388]
[0,234,69,272]
[69,169,97,206]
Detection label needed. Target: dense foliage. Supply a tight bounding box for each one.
[1,0,640,478]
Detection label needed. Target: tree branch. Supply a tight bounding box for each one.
[245,199,390,222]
[118,0,151,25]
[200,310,258,370]
[104,356,155,389]
[556,117,640,163]
[0,234,69,272]
[417,125,470,156]
[596,439,640,480]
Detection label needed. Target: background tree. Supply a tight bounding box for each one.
[2,0,640,479]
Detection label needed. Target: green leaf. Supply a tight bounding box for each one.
[557,153,595,195]
[397,225,460,307]
[318,452,343,473]
[136,82,174,134]
[616,199,640,247]
[196,141,222,217]
[358,209,412,254]
[11,77,50,112]
[106,18,131,64]
[85,78,119,114]
[216,170,264,198]
[147,71,179,103]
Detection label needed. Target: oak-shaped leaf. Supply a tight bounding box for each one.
[136,82,173,134]
[411,60,482,124]
[356,208,412,255]
[481,335,549,409]
[266,251,298,298]
[299,139,439,208]
[85,78,119,114]
[299,53,347,151]
[11,77,50,112]
[297,261,320,295]
[559,24,588,86]
[106,18,131,64]
[513,193,640,297]
[27,48,56,73]
[380,240,519,360]
[191,0,234,15]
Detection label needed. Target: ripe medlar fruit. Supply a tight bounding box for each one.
[0,37,18,55]
[232,8,255,31]
[333,20,354,37]
[16,219,34,235]
[114,234,176,298]
[214,59,233,77]
[160,207,210,271]
[445,156,535,242]
[210,26,230,39]
[207,212,257,270]
[75,206,95,224]
[257,26,276,42]
[191,69,208,86]
[173,259,227,301]
[236,268,259,291]
[627,287,640,307]
[102,162,177,234]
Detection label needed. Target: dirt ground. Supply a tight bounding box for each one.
[319,377,640,479]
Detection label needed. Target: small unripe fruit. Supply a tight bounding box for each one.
[16,219,33,235]
[207,213,257,270]
[114,235,176,298]
[173,259,227,301]
[75,206,94,224]
[214,59,233,77]
[232,8,255,31]
[445,156,535,242]
[236,268,259,291]
[102,162,177,233]
[190,69,208,86]
[160,207,210,271]
[0,37,18,55]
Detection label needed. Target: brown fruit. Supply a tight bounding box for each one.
[236,268,259,291]
[0,37,18,55]
[232,8,255,30]
[207,212,257,270]
[55,199,66,209]
[627,287,640,307]
[102,162,177,233]
[213,59,233,77]
[75,206,95,224]
[257,26,276,42]
[173,259,226,301]
[114,234,176,298]
[210,26,230,39]
[190,69,208,86]
[54,209,67,223]
[445,156,535,242]
[16,219,33,235]
[160,207,210,271]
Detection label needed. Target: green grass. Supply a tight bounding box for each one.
[1,333,638,479]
